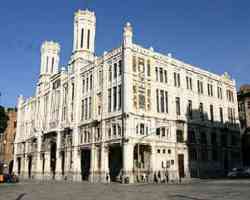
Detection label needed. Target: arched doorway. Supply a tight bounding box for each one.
[133,144,151,182]
[81,149,91,181]
[50,142,57,179]
[108,145,122,182]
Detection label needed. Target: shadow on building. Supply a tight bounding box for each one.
[185,108,241,178]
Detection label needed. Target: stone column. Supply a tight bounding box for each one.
[183,123,190,178]
[43,140,51,180]
[13,143,18,175]
[36,135,42,179]
[90,144,97,183]
[149,144,156,183]
[55,131,62,180]
[72,127,81,181]
[100,143,109,183]
[22,142,28,179]
[123,143,134,183]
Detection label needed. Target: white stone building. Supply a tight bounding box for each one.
[13,9,241,183]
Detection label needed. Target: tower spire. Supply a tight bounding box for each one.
[72,9,96,62]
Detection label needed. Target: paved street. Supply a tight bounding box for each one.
[0,179,250,200]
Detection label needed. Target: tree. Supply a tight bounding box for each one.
[0,106,9,133]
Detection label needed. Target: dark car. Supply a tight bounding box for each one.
[227,168,250,179]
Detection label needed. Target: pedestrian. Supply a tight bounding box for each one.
[106,173,110,184]
[154,172,157,184]
[158,171,161,184]
[165,170,169,184]
[179,176,182,184]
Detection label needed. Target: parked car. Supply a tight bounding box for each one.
[227,168,250,179]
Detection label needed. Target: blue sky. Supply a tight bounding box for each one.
[0,0,250,107]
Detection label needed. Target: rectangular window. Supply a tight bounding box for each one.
[147,60,151,76]
[90,74,93,90]
[71,82,75,100]
[118,85,122,110]
[188,131,196,143]
[118,60,122,76]
[89,97,92,119]
[113,86,117,111]
[156,89,159,112]
[155,67,158,81]
[82,79,85,94]
[108,88,111,112]
[198,80,203,94]
[159,68,163,82]
[139,93,145,109]
[99,70,103,86]
[133,56,137,72]
[226,90,234,102]
[86,77,89,92]
[81,28,84,48]
[160,90,164,113]
[46,56,49,73]
[87,29,90,49]
[217,87,222,99]
[51,57,54,73]
[156,128,160,136]
[186,77,192,90]
[108,65,112,81]
[81,100,84,120]
[210,104,214,122]
[208,84,213,96]
[177,73,181,87]
[85,98,88,120]
[176,97,181,115]
[174,72,180,87]
[199,103,204,121]
[177,130,184,143]
[164,70,168,83]
[165,91,168,113]
[140,123,145,135]
[174,72,177,86]
[188,100,192,119]
[114,63,117,79]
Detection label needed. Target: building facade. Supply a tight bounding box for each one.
[0,108,17,174]
[13,9,241,183]
[238,85,250,166]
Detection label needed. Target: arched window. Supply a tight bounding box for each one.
[87,29,90,49]
[80,28,84,48]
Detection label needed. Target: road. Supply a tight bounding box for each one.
[0,179,250,200]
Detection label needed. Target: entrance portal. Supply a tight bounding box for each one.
[108,145,122,182]
[81,149,91,181]
[50,142,57,179]
[133,144,151,182]
[178,154,185,178]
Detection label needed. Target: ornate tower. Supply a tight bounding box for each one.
[123,22,133,48]
[40,41,60,76]
[72,9,96,62]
